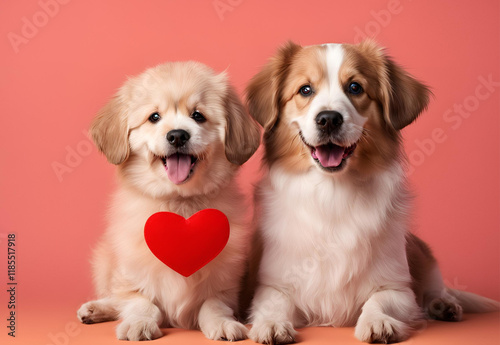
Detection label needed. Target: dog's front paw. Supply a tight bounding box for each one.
[78,300,116,324]
[116,318,162,341]
[428,297,463,322]
[355,314,411,344]
[202,319,248,341]
[249,320,297,344]
[78,302,98,324]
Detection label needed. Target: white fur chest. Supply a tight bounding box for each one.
[257,165,409,327]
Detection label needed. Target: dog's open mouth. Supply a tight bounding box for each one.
[160,153,198,185]
[300,132,357,172]
[311,143,357,171]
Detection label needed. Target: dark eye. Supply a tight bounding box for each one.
[191,111,206,123]
[348,82,363,95]
[148,112,161,123]
[299,85,313,97]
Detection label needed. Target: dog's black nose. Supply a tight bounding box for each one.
[316,111,343,132]
[166,130,190,147]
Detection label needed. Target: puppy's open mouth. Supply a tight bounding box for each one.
[160,153,198,185]
[299,132,357,172]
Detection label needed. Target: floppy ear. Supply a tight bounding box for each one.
[89,95,130,165]
[224,85,261,165]
[380,53,431,130]
[246,41,302,131]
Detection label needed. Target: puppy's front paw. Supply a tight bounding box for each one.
[249,320,296,344]
[355,315,411,344]
[78,300,116,324]
[202,319,248,341]
[428,297,463,322]
[116,318,162,341]
[78,302,97,324]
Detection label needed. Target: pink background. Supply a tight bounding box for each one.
[1,0,499,343]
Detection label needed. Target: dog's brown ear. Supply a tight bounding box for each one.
[224,85,261,165]
[382,58,431,130]
[371,41,431,130]
[90,95,130,165]
[246,41,302,131]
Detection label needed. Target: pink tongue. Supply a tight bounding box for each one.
[165,154,192,184]
[314,144,345,168]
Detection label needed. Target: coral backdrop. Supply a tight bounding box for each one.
[0,1,498,344]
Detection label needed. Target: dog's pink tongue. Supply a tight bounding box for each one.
[166,154,191,184]
[315,144,345,168]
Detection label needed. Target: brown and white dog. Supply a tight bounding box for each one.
[77,61,260,341]
[245,40,499,344]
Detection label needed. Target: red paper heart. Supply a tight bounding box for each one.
[144,209,230,277]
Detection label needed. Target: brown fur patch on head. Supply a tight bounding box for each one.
[340,43,401,174]
[247,40,432,176]
[340,40,432,175]
[246,41,302,131]
[247,42,329,172]
[353,40,431,131]
[269,45,329,172]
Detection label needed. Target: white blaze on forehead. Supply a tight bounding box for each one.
[292,43,367,147]
[323,43,365,127]
[323,43,345,92]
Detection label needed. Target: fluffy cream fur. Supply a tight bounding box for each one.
[77,61,260,341]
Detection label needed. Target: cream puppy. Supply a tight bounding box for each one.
[77,61,260,341]
[245,40,499,344]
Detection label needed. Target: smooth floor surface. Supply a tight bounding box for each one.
[3,307,499,345]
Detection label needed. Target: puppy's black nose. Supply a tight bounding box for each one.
[166,130,190,147]
[316,111,343,132]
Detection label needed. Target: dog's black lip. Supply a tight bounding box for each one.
[298,131,356,172]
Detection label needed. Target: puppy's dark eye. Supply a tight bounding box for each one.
[348,82,363,95]
[148,112,161,123]
[191,111,206,123]
[299,85,313,97]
